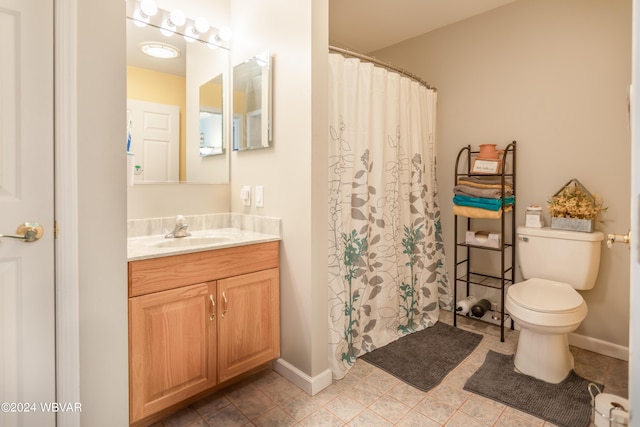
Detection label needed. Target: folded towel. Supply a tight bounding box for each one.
[453,195,515,211]
[453,204,513,219]
[453,184,513,199]
[457,176,513,190]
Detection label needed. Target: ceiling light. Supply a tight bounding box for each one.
[139,42,181,59]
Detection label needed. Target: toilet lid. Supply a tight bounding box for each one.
[509,278,584,313]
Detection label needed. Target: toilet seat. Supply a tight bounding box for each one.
[508,278,584,313]
[506,278,588,330]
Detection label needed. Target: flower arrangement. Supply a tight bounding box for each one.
[547,179,606,232]
[547,180,606,220]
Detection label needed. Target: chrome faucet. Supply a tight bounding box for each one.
[165,215,191,238]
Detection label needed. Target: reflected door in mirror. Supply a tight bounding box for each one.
[199,73,224,157]
[233,51,271,151]
[127,100,180,182]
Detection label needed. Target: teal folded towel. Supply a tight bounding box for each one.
[453,195,515,211]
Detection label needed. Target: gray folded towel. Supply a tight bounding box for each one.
[453,184,513,199]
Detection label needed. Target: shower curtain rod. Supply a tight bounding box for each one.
[329,45,436,91]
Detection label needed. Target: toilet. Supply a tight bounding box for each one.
[505,226,604,383]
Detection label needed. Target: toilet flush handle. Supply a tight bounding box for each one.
[606,231,630,249]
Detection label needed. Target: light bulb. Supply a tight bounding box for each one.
[207,34,220,49]
[217,27,232,42]
[160,17,176,37]
[169,9,186,27]
[184,26,197,43]
[132,8,149,27]
[194,17,210,34]
[139,0,157,17]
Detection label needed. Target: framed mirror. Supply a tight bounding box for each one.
[232,51,272,151]
[126,7,230,183]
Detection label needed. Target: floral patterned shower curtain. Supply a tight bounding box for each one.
[328,53,452,379]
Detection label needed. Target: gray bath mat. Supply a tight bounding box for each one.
[464,350,599,427]
[360,321,482,392]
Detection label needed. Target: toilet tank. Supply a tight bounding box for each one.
[516,226,604,290]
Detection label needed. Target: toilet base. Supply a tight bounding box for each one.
[514,328,574,383]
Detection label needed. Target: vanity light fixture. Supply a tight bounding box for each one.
[140,42,181,59]
[127,0,232,48]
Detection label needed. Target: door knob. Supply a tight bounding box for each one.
[606,231,631,249]
[0,223,44,242]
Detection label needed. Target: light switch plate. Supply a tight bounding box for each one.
[241,185,251,206]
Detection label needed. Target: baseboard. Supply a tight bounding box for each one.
[273,358,332,396]
[569,332,629,361]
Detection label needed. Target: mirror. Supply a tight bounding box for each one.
[126,8,229,183]
[199,73,224,157]
[233,51,272,151]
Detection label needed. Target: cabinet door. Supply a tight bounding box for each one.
[130,282,217,423]
[218,268,280,383]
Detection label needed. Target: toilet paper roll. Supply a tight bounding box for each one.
[456,296,478,315]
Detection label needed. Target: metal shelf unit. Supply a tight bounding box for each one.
[453,141,517,342]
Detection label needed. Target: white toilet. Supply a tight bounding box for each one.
[505,226,604,383]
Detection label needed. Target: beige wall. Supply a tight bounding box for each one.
[374,0,632,348]
[229,0,330,380]
[127,184,230,219]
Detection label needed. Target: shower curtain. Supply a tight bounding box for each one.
[328,53,452,379]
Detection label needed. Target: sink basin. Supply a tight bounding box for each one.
[152,236,229,248]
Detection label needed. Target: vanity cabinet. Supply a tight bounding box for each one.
[129,282,217,422]
[128,242,279,426]
[218,268,280,382]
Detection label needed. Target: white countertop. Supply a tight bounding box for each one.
[127,228,281,261]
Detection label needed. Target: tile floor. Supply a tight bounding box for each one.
[153,310,628,427]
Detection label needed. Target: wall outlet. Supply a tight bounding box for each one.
[240,185,251,206]
[255,186,264,207]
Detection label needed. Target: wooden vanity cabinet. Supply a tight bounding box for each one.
[129,282,217,423]
[218,268,280,383]
[128,242,279,425]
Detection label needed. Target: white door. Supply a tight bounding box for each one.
[0,0,56,426]
[127,100,180,182]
